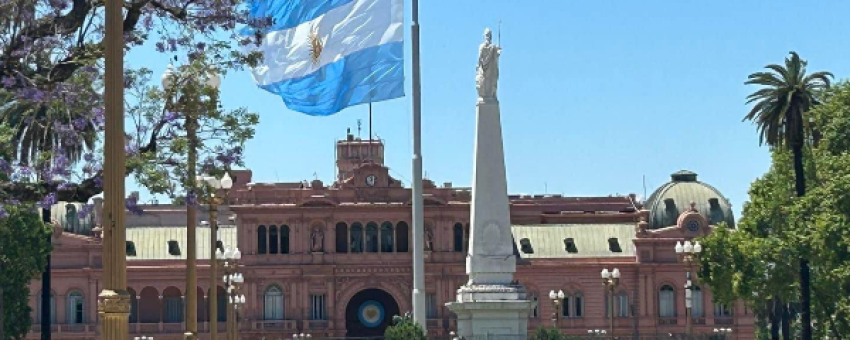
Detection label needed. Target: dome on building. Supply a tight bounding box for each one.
[644,170,735,229]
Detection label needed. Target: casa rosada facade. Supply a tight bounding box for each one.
[27,136,755,339]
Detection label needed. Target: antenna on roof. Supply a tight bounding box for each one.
[357,119,362,138]
[544,182,547,194]
[642,175,647,201]
[275,170,280,182]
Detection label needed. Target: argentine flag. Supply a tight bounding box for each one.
[242,0,405,116]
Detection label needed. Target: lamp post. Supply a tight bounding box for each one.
[198,172,233,340]
[218,247,244,340]
[675,240,702,338]
[548,290,565,328]
[162,64,221,340]
[714,327,732,340]
[601,268,620,339]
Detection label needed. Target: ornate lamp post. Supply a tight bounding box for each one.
[675,240,702,338]
[198,172,233,340]
[548,290,565,327]
[601,268,620,339]
[217,247,244,340]
[714,327,732,340]
[162,64,221,340]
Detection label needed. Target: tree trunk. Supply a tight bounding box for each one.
[791,142,812,340]
[770,298,781,340]
[1,285,4,340]
[781,303,791,340]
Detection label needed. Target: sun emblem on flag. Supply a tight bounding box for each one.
[308,24,323,65]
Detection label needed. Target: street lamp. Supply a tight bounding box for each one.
[675,240,702,337]
[548,289,565,327]
[714,327,733,340]
[601,268,620,339]
[198,172,233,340]
[587,329,606,338]
[292,334,312,340]
[162,64,221,340]
[219,247,244,340]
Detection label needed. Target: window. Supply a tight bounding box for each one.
[574,292,584,317]
[714,303,732,317]
[659,285,676,317]
[380,222,394,252]
[65,204,79,232]
[336,223,348,253]
[126,241,137,256]
[426,293,438,318]
[453,223,464,252]
[264,286,284,320]
[36,290,56,323]
[564,238,578,253]
[129,290,138,323]
[280,225,290,254]
[66,291,84,324]
[608,238,622,252]
[164,295,183,323]
[167,240,181,256]
[310,295,326,320]
[350,223,364,253]
[216,240,224,253]
[258,225,267,254]
[691,286,704,317]
[531,294,539,318]
[520,238,534,254]
[269,225,279,254]
[396,222,409,252]
[617,291,629,317]
[365,222,379,252]
[561,294,571,317]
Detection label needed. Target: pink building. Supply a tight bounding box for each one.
[27,135,755,339]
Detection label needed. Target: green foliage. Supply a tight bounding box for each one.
[700,81,850,338]
[384,313,426,340]
[0,204,51,340]
[530,326,565,340]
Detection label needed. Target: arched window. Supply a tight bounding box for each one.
[127,288,138,323]
[66,291,84,324]
[691,285,704,317]
[336,223,348,253]
[659,285,676,317]
[216,286,227,322]
[350,223,364,253]
[396,222,409,252]
[65,204,79,233]
[561,292,571,317]
[280,225,290,254]
[36,290,56,323]
[268,225,279,254]
[258,225,267,254]
[574,292,584,317]
[380,222,394,252]
[617,291,629,317]
[264,286,284,320]
[162,287,183,323]
[453,223,464,252]
[365,222,379,252]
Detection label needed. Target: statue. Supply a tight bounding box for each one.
[476,28,501,100]
[425,227,434,251]
[311,228,324,252]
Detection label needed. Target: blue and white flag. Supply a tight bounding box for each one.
[242,0,405,116]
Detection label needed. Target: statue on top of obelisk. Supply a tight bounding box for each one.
[476,28,501,101]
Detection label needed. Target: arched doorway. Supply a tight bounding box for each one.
[345,289,400,337]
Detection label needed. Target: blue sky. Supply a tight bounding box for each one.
[127,1,850,219]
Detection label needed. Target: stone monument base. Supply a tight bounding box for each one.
[446,284,536,338]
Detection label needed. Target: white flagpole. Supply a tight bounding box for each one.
[411,0,426,332]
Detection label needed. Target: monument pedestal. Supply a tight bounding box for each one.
[446,284,536,338]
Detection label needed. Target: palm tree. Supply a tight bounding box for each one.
[744,51,832,340]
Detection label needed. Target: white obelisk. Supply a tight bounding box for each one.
[446,28,534,338]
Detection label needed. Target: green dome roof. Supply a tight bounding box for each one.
[644,170,735,229]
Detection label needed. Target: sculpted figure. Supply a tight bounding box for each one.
[476,28,501,100]
[425,227,434,251]
[311,228,324,252]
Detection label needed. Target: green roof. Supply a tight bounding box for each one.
[511,224,636,259]
[126,226,238,261]
[644,170,735,229]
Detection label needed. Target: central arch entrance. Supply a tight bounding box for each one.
[345,288,400,337]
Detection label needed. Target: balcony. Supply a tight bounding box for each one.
[714,317,734,325]
[29,324,93,335]
[657,317,678,325]
[304,320,329,330]
[253,320,298,332]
